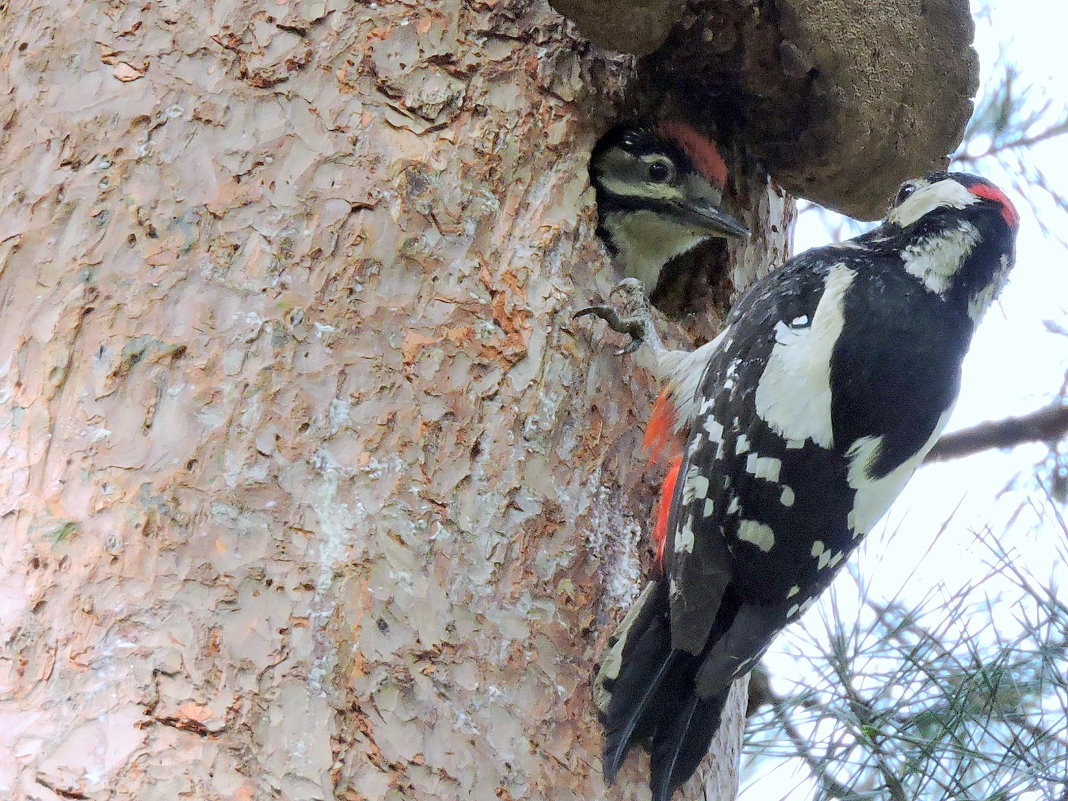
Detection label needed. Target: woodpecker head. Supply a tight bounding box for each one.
[874,171,1020,321]
[590,120,748,292]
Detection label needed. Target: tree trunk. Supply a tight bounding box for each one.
[0,1,791,799]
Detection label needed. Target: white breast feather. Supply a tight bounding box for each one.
[658,326,731,433]
[902,222,981,295]
[608,209,709,289]
[968,253,1013,322]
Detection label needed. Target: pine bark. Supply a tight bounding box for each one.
[0,1,790,799]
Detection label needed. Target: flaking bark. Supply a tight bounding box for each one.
[0,1,790,799]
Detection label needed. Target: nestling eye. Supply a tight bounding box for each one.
[893,182,917,206]
[648,161,672,183]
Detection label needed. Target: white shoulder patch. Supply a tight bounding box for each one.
[754,264,856,448]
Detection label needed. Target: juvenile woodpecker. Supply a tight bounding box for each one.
[579,172,1019,801]
[590,121,749,292]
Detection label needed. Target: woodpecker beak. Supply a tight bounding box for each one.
[675,198,749,239]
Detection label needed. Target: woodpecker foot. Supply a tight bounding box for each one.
[574,278,659,355]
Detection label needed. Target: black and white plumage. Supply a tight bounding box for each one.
[590,120,748,292]
[583,172,1019,800]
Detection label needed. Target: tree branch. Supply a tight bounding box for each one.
[926,403,1068,463]
[953,119,1068,165]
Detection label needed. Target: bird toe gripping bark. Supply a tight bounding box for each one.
[575,278,661,355]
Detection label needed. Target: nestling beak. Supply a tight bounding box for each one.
[674,197,749,238]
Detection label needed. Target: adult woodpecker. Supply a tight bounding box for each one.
[590,120,749,292]
[578,172,1020,800]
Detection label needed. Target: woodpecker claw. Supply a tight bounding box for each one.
[574,305,644,354]
[574,279,659,355]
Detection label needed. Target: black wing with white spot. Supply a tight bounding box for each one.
[664,254,849,658]
[667,246,973,678]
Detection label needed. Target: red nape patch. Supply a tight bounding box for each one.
[654,457,682,566]
[970,183,1020,229]
[643,391,684,466]
[658,120,728,190]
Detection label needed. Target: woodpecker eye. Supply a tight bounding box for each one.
[894,182,917,206]
[648,161,672,183]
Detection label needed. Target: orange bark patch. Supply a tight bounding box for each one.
[479,267,532,365]
[401,331,436,366]
[174,702,215,723]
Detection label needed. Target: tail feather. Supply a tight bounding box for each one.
[597,580,742,796]
[603,641,676,783]
[597,581,676,783]
[648,688,731,801]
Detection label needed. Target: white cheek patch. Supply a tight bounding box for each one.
[902,221,981,295]
[888,178,979,228]
[597,172,679,203]
[681,170,721,202]
[754,264,856,447]
[845,405,956,536]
